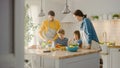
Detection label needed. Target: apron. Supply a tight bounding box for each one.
[43,21,57,40]
[80,24,101,51]
[80,28,89,48]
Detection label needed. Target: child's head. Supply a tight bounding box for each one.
[74,30,80,40]
[57,29,65,39]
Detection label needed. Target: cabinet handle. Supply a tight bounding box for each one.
[40,56,41,67]
[119,49,120,52]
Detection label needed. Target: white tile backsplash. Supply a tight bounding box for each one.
[93,20,120,45]
[61,22,80,39]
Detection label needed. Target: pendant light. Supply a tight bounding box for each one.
[39,0,45,17]
[62,0,71,14]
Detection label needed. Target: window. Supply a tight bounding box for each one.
[24,4,44,47]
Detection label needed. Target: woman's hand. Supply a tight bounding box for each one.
[86,45,91,49]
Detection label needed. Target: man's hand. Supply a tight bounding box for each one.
[47,40,53,44]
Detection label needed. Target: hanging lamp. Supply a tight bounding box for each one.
[62,0,71,14]
[39,0,45,17]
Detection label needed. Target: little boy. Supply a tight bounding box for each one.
[55,29,68,46]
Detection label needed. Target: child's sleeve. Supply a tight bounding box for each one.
[78,39,82,45]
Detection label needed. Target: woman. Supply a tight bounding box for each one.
[39,10,61,42]
[73,9,99,49]
[73,9,103,68]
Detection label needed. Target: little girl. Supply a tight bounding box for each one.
[69,30,82,48]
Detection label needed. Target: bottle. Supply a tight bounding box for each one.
[51,41,55,48]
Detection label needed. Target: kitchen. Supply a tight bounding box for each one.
[24,0,120,68]
[0,0,120,68]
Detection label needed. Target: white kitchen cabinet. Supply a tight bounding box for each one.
[110,48,120,68]
[25,54,40,68]
[61,54,99,68]
[42,56,55,68]
[101,54,110,68]
[25,49,100,68]
[100,45,110,68]
[26,54,55,68]
[30,54,99,68]
[41,53,100,68]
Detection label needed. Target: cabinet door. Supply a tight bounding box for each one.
[43,56,55,68]
[101,55,109,68]
[31,55,41,68]
[110,48,120,68]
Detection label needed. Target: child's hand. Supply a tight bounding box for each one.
[68,39,73,45]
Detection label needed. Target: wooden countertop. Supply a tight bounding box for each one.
[108,45,120,48]
[25,48,99,59]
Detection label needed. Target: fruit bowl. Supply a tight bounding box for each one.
[66,46,79,52]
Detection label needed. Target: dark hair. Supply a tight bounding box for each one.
[73,9,87,18]
[57,29,65,35]
[74,30,80,39]
[48,10,55,16]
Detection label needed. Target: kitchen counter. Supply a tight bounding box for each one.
[25,48,99,59]
[25,48,100,68]
[108,45,120,48]
[100,45,120,55]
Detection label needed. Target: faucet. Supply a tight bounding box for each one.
[103,32,107,44]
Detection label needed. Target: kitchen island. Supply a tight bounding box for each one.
[25,48,100,68]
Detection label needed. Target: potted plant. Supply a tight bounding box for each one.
[92,15,99,20]
[112,14,119,19]
[24,4,39,46]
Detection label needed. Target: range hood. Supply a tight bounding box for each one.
[61,13,76,23]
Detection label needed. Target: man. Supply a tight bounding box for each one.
[39,10,61,42]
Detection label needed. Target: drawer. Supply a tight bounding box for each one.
[110,48,120,52]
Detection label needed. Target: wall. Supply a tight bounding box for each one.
[61,22,80,39]
[73,0,120,16]
[93,20,120,45]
